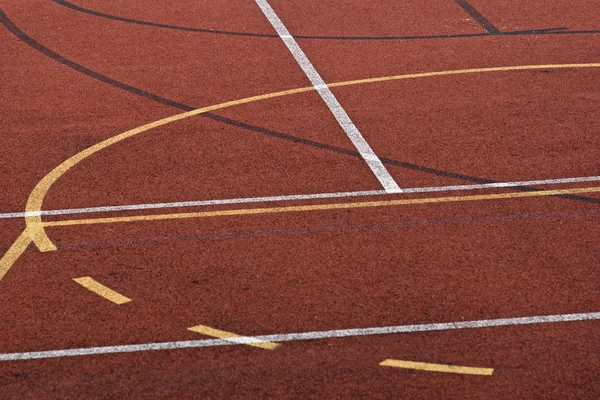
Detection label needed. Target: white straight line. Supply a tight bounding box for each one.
[254,0,401,193]
[0,311,598,361]
[0,175,598,219]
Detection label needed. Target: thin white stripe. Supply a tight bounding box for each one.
[254,0,401,192]
[0,175,598,219]
[0,311,598,361]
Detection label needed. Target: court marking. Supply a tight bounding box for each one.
[380,359,494,375]
[255,0,400,192]
[50,0,600,41]
[0,63,597,283]
[188,325,279,350]
[73,277,132,304]
[40,186,600,228]
[0,311,597,361]
[1,175,598,220]
[2,6,590,197]
[20,63,600,253]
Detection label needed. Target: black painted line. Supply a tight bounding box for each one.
[203,114,491,183]
[52,0,600,41]
[2,7,599,206]
[297,32,492,41]
[509,27,568,34]
[0,9,195,112]
[454,0,500,34]
[0,6,493,185]
[501,29,600,36]
[51,0,278,38]
[200,116,600,206]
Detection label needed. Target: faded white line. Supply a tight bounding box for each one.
[254,0,401,192]
[1,175,599,219]
[1,311,598,361]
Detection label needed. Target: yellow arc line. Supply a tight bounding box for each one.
[188,324,279,350]
[73,277,132,304]
[23,63,600,252]
[380,359,494,375]
[41,186,600,227]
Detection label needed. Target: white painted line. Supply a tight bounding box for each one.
[0,311,598,361]
[254,0,401,193]
[0,175,598,220]
[0,190,387,219]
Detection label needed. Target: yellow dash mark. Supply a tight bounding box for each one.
[187,324,279,350]
[41,186,600,227]
[380,359,494,376]
[0,230,32,282]
[73,277,132,305]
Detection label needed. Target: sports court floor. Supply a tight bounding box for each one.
[1,0,599,398]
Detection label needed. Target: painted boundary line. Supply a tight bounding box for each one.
[254,0,401,193]
[0,311,598,361]
[2,175,598,220]
[454,0,500,34]
[39,186,600,227]
[51,0,600,40]
[0,63,598,279]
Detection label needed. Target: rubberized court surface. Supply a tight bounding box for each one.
[1,0,599,398]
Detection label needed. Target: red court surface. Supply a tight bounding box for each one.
[1,0,599,398]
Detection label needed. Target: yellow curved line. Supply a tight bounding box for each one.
[24,88,316,252]
[19,62,600,253]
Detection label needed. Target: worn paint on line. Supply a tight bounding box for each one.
[380,359,494,375]
[188,324,279,350]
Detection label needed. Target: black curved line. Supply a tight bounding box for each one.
[2,8,599,206]
[1,11,195,112]
[51,0,278,38]
[52,0,600,41]
[0,7,488,185]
